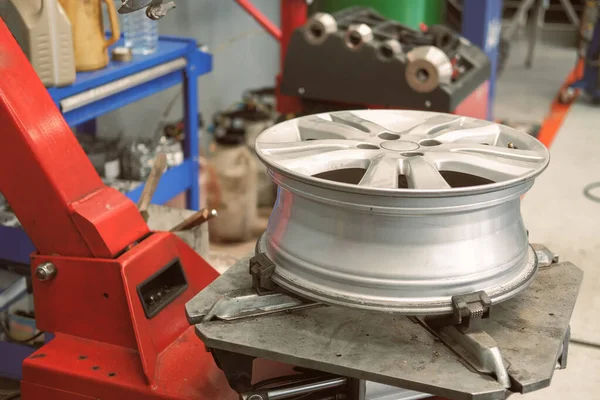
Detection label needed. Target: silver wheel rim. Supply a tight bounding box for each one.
[255,110,549,314]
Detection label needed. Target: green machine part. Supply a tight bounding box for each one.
[311,0,444,29]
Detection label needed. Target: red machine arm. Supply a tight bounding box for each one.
[0,20,149,259]
[0,20,229,399]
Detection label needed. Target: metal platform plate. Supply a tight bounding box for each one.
[186,255,582,400]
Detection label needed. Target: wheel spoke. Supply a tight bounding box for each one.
[330,111,392,135]
[276,148,377,176]
[433,124,501,144]
[443,143,547,163]
[297,115,370,140]
[358,155,399,189]
[259,139,363,156]
[256,110,550,192]
[406,157,451,189]
[405,115,465,136]
[428,152,538,182]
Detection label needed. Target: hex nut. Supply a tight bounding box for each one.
[36,262,57,281]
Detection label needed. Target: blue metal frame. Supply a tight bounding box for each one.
[462,0,503,120]
[0,342,36,380]
[0,36,211,379]
[0,35,211,266]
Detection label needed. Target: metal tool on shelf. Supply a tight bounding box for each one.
[118,0,176,20]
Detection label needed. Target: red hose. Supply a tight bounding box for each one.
[235,0,282,41]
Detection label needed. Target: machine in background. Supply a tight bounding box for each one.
[116,1,493,120]
[281,7,490,118]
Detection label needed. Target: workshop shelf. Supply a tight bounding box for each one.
[0,35,211,266]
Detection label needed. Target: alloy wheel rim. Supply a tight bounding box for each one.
[255,110,549,314]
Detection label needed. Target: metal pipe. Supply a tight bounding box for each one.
[235,0,281,41]
[60,58,187,113]
[268,377,347,399]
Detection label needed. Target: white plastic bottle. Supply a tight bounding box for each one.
[1,0,76,87]
[122,8,158,55]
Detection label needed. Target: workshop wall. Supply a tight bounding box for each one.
[97,0,280,141]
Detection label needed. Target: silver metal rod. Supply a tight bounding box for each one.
[60,58,187,113]
[268,377,347,399]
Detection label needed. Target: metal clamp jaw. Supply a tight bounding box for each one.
[452,291,492,331]
[249,253,277,294]
[118,0,176,20]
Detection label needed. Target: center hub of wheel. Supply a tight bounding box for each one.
[380,140,420,152]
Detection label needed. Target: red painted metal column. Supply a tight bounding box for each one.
[277,0,307,114]
[0,20,149,258]
[235,0,282,41]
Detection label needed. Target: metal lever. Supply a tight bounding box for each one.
[147,1,176,20]
[423,290,511,388]
[240,377,348,400]
[170,208,218,232]
[137,152,167,221]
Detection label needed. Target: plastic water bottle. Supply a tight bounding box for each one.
[122,8,158,55]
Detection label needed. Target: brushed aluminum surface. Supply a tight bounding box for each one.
[255,110,549,314]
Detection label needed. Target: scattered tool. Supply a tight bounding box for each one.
[137,152,167,221]
[170,208,218,232]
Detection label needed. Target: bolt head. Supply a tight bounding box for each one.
[36,263,57,281]
[248,395,264,400]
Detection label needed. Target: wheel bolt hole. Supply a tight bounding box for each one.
[348,32,362,47]
[377,132,400,140]
[420,139,442,146]
[380,45,394,59]
[416,68,430,83]
[309,24,323,38]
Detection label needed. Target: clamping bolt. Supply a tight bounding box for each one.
[36,262,57,281]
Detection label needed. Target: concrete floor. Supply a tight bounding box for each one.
[493,37,600,400]
[494,39,576,123]
[517,100,600,399]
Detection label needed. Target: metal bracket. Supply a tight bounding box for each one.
[249,253,277,295]
[422,290,510,388]
[451,291,492,330]
[428,291,492,331]
[240,376,349,400]
[201,288,319,323]
[435,325,511,388]
[532,244,560,269]
[557,325,570,370]
[211,347,351,400]
[210,348,255,393]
